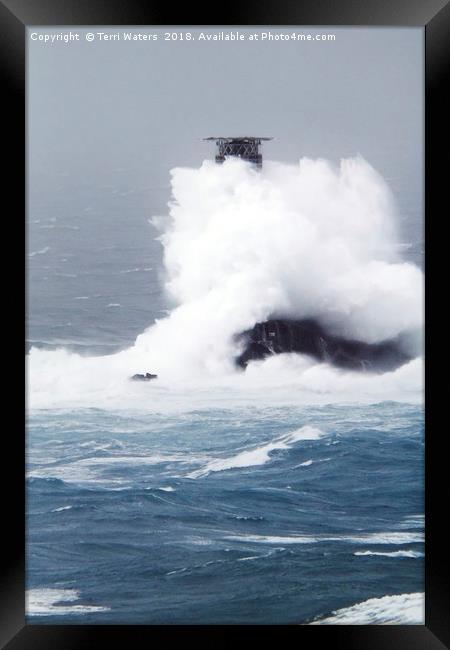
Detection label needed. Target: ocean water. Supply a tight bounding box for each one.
[26,403,424,624]
[26,157,424,624]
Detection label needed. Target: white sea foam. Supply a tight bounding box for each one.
[310,592,424,625]
[354,550,424,558]
[27,347,424,412]
[27,157,424,411]
[349,531,424,544]
[187,426,324,478]
[73,454,190,467]
[225,531,424,545]
[398,514,425,529]
[27,453,193,487]
[225,534,315,544]
[26,588,110,616]
[29,246,50,257]
[237,550,277,562]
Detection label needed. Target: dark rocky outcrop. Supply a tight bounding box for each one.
[130,372,158,381]
[236,319,410,372]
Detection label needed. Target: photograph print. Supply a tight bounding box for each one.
[26,26,424,625]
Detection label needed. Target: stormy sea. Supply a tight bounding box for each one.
[26,157,424,624]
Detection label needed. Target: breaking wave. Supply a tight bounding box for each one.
[187,425,325,477]
[310,592,424,625]
[27,157,423,410]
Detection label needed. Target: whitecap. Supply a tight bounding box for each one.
[26,588,110,616]
[224,531,424,545]
[349,532,424,544]
[354,550,424,558]
[310,592,424,625]
[187,426,325,478]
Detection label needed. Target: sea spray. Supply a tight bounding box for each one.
[134,156,423,373]
[28,156,424,409]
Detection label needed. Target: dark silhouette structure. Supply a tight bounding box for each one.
[204,136,272,168]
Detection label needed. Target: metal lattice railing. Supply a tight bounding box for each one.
[203,137,272,167]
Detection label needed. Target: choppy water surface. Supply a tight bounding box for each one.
[26,402,423,624]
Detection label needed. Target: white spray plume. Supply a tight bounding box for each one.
[28,156,424,409]
[132,156,423,375]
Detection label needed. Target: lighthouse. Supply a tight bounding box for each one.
[203,136,272,168]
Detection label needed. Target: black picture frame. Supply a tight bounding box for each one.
[3,0,449,646]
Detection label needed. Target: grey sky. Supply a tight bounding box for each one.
[28,27,423,190]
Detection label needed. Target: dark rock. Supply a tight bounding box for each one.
[235,318,410,372]
[130,372,158,381]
